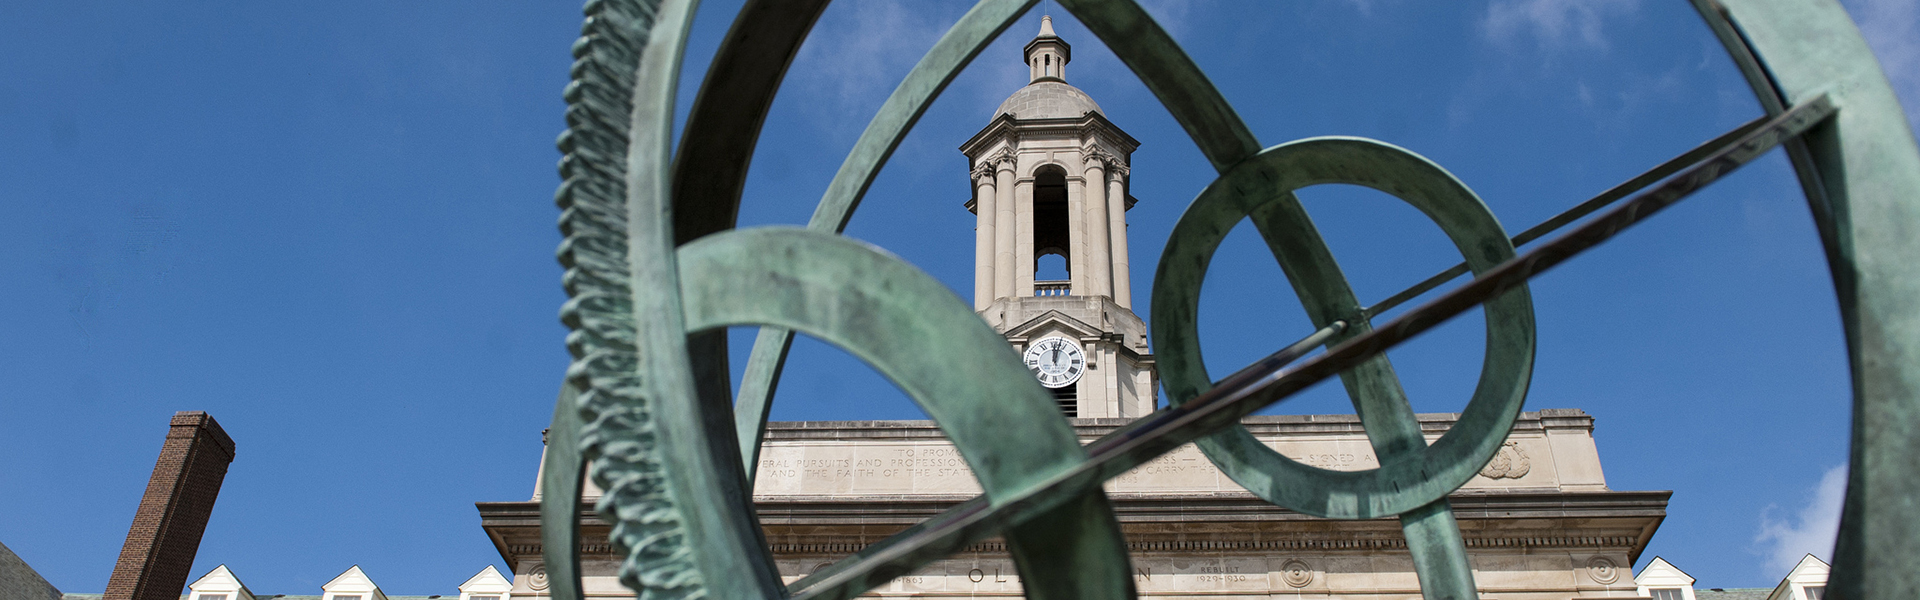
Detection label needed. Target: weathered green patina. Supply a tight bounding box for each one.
[1153,138,1536,596]
[539,0,1920,598]
[679,227,1134,600]
[1691,2,1920,597]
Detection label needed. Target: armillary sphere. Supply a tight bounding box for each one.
[536,1,1920,599]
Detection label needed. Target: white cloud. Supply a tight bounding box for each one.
[1755,464,1847,578]
[788,0,951,130]
[1482,0,1639,51]
[1136,0,1205,37]
[1841,0,1920,135]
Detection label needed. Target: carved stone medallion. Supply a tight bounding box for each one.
[1281,559,1314,588]
[1479,440,1531,479]
[528,564,550,590]
[1587,556,1619,584]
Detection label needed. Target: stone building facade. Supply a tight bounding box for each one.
[481,409,1665,598]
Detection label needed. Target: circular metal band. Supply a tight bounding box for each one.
[677,228,1136,600]
[1153,137,1537,519]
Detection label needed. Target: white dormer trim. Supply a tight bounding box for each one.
[458,565,514,600]
[1767,554,1831,600]
[1634,556,1698,600]
[320,565,389,600]
[186,565,255,600]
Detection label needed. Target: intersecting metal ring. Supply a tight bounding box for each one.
[1153,137,1536,519]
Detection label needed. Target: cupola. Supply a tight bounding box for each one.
[1023,16,1070,83]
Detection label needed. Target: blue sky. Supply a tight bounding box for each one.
[2,0,1916,595]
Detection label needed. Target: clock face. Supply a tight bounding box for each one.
[1023,336,1086,389]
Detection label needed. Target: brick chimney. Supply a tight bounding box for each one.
[104,411,236,600]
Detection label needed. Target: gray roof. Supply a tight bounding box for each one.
[63,595,449,600]
[994,81,1103,120]
[1697,589,1774,600]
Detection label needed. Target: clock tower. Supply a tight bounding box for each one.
[960,16,1156,418]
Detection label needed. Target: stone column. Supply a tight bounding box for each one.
[1107,168,1133,308]
[1067,175,1087,293]
[1083,159,1112,299]
[972,167,996,310]
[993,159,1016,300]
[1015,177,1036,298]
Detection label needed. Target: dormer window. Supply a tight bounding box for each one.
[458,565,514,600]
[1803,586,1826,600]
[319,565,387,600]
[186,565,256,600]
[1633,557,1697,600]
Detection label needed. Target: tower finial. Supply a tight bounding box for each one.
[1024,16,1070,83]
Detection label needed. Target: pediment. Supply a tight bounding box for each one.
[1004,310,1102,340]
[1635,556,1695,586]
[321,565,387,600]
[188,565,255,600]
[1784,553,1829,581]
[459,565,514,595]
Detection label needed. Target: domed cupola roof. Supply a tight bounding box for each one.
[994,16,1103,120]
[995,81,1104,120]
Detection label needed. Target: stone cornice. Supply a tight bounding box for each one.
[958,111,1141,158]
[768,534,1648,557]
[488,534,1648,559]
[757,490,1665,563]
[750,490,1669,523]
[478,488,1667,563]
[755,409,1596,442]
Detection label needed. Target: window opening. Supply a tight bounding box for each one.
[1649,589,1684,600]
[1032,166,1070,289]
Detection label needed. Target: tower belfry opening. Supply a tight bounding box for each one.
[1032,165,1070,281]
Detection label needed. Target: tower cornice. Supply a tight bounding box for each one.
[959,111,1140,159]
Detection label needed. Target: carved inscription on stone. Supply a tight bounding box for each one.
[1110,444,1223,490]
[1162,558,1273,591]
[1268,439,1379,471]
[754,443,984,495]
[755,432,1565,496]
